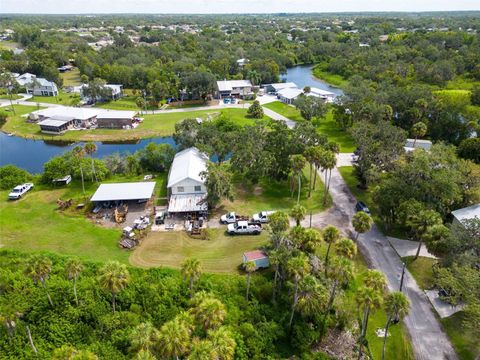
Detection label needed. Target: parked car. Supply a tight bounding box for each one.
[252,211,276,223]
[227,221,262,235]
[8,183,34,200]
[220,212,249,224]
[355,201,370,214]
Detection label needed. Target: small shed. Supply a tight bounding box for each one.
[53,175,72,185]
[243,250,269,270]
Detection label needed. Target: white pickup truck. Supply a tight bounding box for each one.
[227,221,262,235]
[252,211,276,223]
[220,212,249,224]
[8,183,34,200]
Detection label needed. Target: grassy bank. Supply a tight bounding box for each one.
[312,62,348,87]
[1,106,264,142]
[27,90,81,106]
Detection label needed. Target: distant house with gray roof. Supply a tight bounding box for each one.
[15,73,58,96]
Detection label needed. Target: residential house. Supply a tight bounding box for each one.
[96,110,138,129]
[263,82,297,94]
[38,115,76,134]
[277,87,303,104]
[15,73,58,96]
[216,79,253,99]
[243,250,269,270]
[451,204,480,228]
[73,84,123,102]
[307,87,336,103]
[33,106,99,131]
[404,139,433,152]
[167,147,209,214]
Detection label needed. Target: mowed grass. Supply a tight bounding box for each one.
[218,166,331,216]
[263,101,304,122]
[28,90,80,106]
[130,229,269,273]
[404,256,436,290]
[60,68,82,86]
[1,106,264,142]
[317,110,356,153]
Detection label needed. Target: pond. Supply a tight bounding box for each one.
[0,132,175,174]
[282,65,344,96]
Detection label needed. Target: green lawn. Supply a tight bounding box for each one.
[95,96,149,111]
[312,62,348,87]
[27,90,80,106]
[317,110,356,153]
[218,166,331,216]
[130,229,269,273]
[0,94,22,100]
[1,106,264,142]
[0,175,167,263]
[263,101,304,122]
[60,68,82,87]
[404,256,436,290]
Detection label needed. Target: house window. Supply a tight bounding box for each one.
[194,185,201,192]
[177,186,184,193]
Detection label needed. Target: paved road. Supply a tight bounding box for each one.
[312,167,457,360]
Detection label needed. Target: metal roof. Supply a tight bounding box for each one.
[90,182,155,202]
[452,203,480,223]
[168,194,208,213]
[277,87,303,99]
[97,110,137,119]
[38,118,72,127]
[34,106,99,120]
[268,82,297,91]
[217,79,252,92]
[167,147,208,188]
[244,250,268,261]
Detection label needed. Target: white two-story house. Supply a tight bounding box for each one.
[167,147,209,214]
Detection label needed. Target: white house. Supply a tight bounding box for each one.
[451,204,480,228]
[263,82,297,94]
[72,84,123,102]
[15,73,58,96]
[167,147,209,213]
[404,139,433,152]
[307,87,336,103]
[277,87,303,105]
[216,79,253,99]
[32,106,99,131]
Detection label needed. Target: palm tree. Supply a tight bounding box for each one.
[290,154,306,203]
[208,326,236,360]
[24,255,54,307]
[287,253,311,327]
[72,146,86,196]
[244,260,256,300]
[156,317,190,359]
[304,147,317,198]
[382,292,410,360]
[325,257,354,322]
[192,297,227,331]
[84,142,98,183]
[411,121,427,147]
[364,269,387,292]
[247,70,261,86]
[97,261,130,313]
[296,275,327,319]
[323,225,341,275]
[406,209,442,260]
[336,237,358,259]
[311,146,324,190]
[320,150,336,205]
[357,286,383,359]
[65,258,83,306]
[268,211,290,249]
[352,211,373,241]
[301,228,323,254]
[129,322,157,354]
[181,258,202,298]
[135,349,156,360]
[269,249,282,303]
[136,97,146,115]
[187,338,215,360]
[290,204,306,227]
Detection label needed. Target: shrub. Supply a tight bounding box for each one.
[247,100,264,119]
[0,165,32,190]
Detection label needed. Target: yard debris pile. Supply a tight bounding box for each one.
[315,328,357,360]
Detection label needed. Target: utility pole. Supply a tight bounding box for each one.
[399,262,406,292]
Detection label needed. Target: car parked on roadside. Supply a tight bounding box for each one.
[252,210,276,223]
[355,201,370,214]
[8,183,34,200]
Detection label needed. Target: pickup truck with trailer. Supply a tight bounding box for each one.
[8,183,34,200]
[252,210,276,223]
[220,212,249,224]
[227,221,262,235]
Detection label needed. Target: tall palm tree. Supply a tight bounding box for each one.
[290,154,306,203]
[65,258,83,306]
[287,253,311,327]
[311,146,323,190]
[72,146,86,196]
[406,209,442,260]
[129,322,157,354]
[192,297,227,331]
[84,142,98,183]
[156,317,190,360]
[269,249,282,303]
[187,338,215,360]
[364,269,387,292]
[208,326,236,360]
[320,150,336,205]
[24,255,54,307]
[382,292,410,360]
[247,70,261,86]
[135,349,156,360]
[268,211,290,249]
[411,121,427,147]
[97,261,130,313]
[336,237,358,259]
[357,286,383,360]
[323,225,341,275]
[289,204,306,227]
[301,228,323,254]
[296,275,327,319]
[244,260,256,300]
[181,258,202,298]
[325,257,354,322]
[304,147,317,198]
[352,212,373,241]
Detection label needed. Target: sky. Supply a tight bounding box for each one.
[1,0,479,14]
